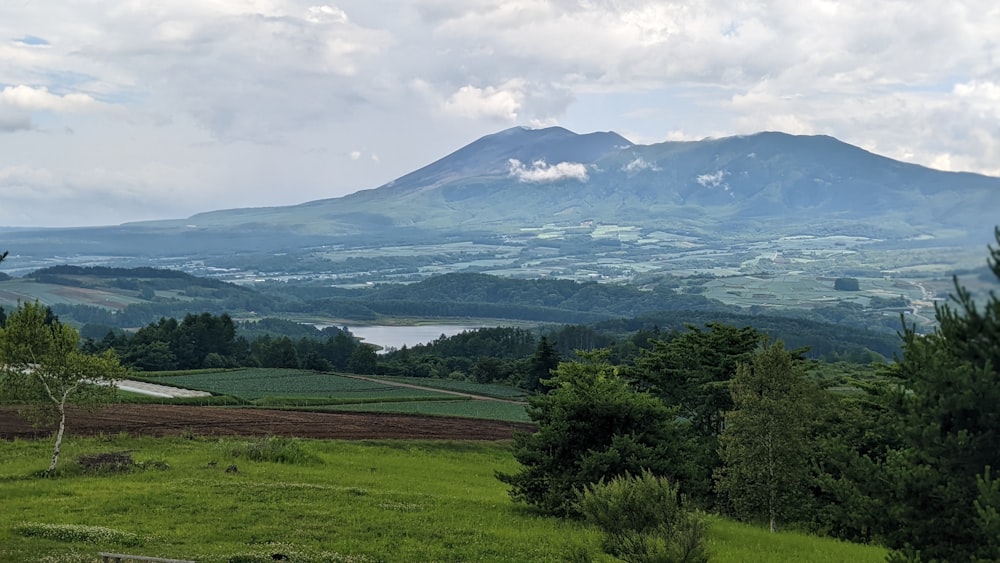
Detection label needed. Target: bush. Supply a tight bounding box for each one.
[578,471,709,563]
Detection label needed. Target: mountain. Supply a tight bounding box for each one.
[2,126,999,275]
[148,126,999,239]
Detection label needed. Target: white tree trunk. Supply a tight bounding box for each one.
[47,395,68,474]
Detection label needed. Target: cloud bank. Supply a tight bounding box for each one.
[0,1,996,226]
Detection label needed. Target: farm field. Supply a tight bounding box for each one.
[318,399,531,422]
[376,376,529,400]
[701,274,924,311]
[0,278,145,310]
[138,369,530,422]
[0,434,890,563]
[144,368,451,401]
[0,404,533,441]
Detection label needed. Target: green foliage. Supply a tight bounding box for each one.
[625,323,762,504]
[497,352,689,517]
[524,335,560,392]
[972,466,1000,561]
[579,470,709,563]
[715,341,816,532]
[347,344,378,375]
[222,436,320,465]
[804,378,902,543]
[0,301,129,473]
[884,227,1000,560]
[833,277,860,291]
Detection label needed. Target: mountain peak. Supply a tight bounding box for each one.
[376,125,632,193]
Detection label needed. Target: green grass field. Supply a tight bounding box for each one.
[317,399,531,422]
[0,435,888,563]
[135,369,531,422]
[145,369,449,401]
[376,376,528,400]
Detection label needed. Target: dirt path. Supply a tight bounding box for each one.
[0,404,535,441]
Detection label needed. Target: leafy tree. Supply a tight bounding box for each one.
[885,227,1000,560]
[715,341,815,532]
[497,352,689,517]
[347,344,378,375]
[0,301,128,473]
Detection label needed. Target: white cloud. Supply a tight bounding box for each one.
[444,81,524,120]
[0,85,106,113]
[508,158,589,183]
[307,5,349,24]
[349,150,362,160]
[696,170,729,191]
[622,156,660,173]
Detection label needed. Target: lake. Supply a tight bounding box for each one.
[337,324,488,351]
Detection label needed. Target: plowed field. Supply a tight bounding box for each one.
[0,405,535,441]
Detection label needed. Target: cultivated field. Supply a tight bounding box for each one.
[138,369,530,422]
[0,405,532,441]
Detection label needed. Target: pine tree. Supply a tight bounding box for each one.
[887,228,1000,560]
[497,351,689,517]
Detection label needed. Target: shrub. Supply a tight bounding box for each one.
[578,471,709,563]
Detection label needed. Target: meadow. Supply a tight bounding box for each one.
[0,435,889,563]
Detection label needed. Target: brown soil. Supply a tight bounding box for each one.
[0,405,535,441]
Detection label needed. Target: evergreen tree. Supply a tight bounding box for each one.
[887,227,1000,560]
[524,335,560,392]
[625,323,761,503]
[715,341,815,532]
[497,351,689,517]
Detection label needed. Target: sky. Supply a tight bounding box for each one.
[1,1,998,228]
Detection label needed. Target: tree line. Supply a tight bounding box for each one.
[497,229,1000,562]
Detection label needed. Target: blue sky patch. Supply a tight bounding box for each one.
[14,35,49,46]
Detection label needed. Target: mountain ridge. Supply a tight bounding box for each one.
[3,126,999,274]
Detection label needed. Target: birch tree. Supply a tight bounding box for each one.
[0,301,127,473]
[715,341,814,532]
